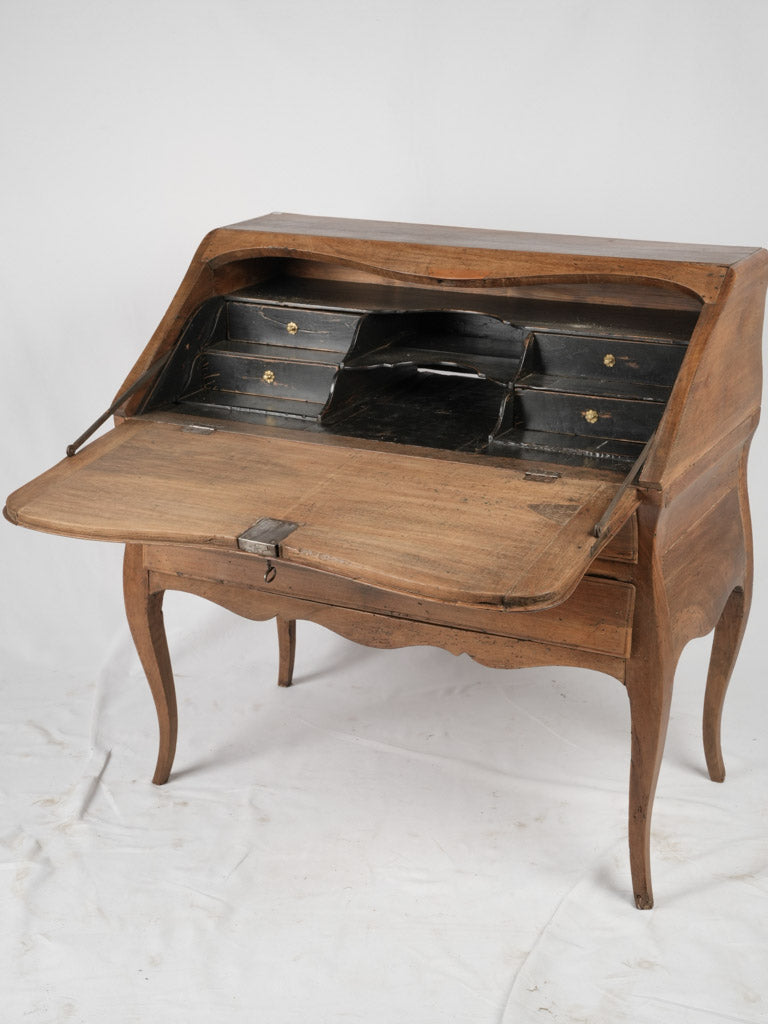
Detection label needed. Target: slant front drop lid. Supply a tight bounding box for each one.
[5,213,768,909]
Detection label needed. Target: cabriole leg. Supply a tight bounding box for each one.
[624,507,675,909]
[123,544,177,785]
[277,617,296,687]
[625,652,674,909]
[703,586,748,783]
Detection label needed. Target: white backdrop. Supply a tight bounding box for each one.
[2,2,767,1022]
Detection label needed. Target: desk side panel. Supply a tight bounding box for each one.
[641,250,768,492]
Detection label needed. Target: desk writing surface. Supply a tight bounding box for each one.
[5,418,636,609]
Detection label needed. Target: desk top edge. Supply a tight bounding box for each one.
[222,213,763,268]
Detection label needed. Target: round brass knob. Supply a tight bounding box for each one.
[262,369,275,384]
[603,353,616,368]
[286,321,299,335]
[583,409,599,424]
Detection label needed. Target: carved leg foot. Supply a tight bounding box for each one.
[277,618,296,687]
[703,586,748,783]
[123,544,177,785]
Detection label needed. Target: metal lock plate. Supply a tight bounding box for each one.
[237,517,300,556]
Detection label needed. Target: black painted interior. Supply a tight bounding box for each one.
[141,271,698,470]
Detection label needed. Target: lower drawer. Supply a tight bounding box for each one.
[143,546,635,659]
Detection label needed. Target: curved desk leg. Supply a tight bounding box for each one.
[703,443,753,784]
[277,617,296,687]
[625,654,673,910]
[703,585,748,783]
[625,511,674,909]
[123,544,178,785]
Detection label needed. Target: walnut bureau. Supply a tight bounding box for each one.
[6,214,768,908]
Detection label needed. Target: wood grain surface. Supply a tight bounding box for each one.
[6,418,634,608]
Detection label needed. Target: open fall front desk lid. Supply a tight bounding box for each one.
[5,418,637,609]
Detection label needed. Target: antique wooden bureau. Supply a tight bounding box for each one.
[6,214,768,908]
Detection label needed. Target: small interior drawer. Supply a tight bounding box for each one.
[202,349,337,405]
[513,389,665,442]
[227,303,361,355]
[531,333,686,386]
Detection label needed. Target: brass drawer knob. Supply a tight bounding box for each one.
[603,353,616,368]
[286,321,299,335]
[262,369,276,384]
[583,409,599,424]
